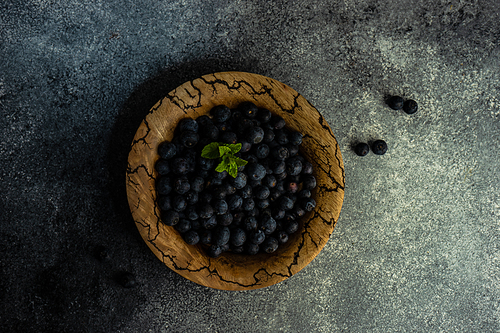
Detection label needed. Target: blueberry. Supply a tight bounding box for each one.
[262,237,279,253]
[157,195,172,211]
[260,215,277,235]
[185,191,198,205]
[214,226,230,246]
[118,272,137,288]
[232,212,245,226]
[354,142,370,156]
[285,220,299,234]
[239,184,252,198]
[298,189,311,199]
[257,108,272,123]
[183,230,200,245]
[270,116,286,130]
[286,157,303,176]
[201,215,217,229]
[243,154,258,164]
[198,156,215,170]
[199,191,212,204]
[200,230,212,245]
[172,195,187,212]
[201,124,219,140]
[272,208,286,220]
[250,229,266,245]
[272,146,289,160]
[230,228,246,247]
[226,194,243,210]
[212,186,227,200]
[161,210,179,226]
[230,109,243,124]
[302,198,316,212]
[238,101,258,118]
[196,115,212,127]
[240,141,252,153]
[245,243,259,255]
[191,177,205,192]
[171,157,189,175]
[231,245,245,254]
[174,177,190,194]
[254,185,270,200]
[275,171,287,181]
[244,216,258,231]
[285,180,299,194]
[271,160,286,174]
[180,130,199,148]
[242,198,255,211]
[263,129,275,143]
[155,159,170,175]
[174,219,191,233]
[156,176,172,195]
[288,131,303,145]
[292,206,306,219]
[158,141,177,160]
[199,204,214,219]
[286,144,299,157]
[207,245,223,258]
[211,105,231,122]
[223,183,236,195]
[254,144,270,159]
[371,140,388,155]
[246,163,267,181]
[213,200,228,215]
[403,99,418,114]
[246,126,265,144]
[186,206,199,220]
[256,198,270,209]
[268,188,282,202]
[302,175,317,190]
[231,172,247,189]
[387,96,404,110]
[275,130,289,145]
[178,118,199,133]
[302,161,313,175]
[262,174,277,188]
[190,220,201,230]
[221,131,238,144]
[276,231,289,244]
[217,212,233,226]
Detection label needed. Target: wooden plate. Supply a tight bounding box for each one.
[126,72,345,290]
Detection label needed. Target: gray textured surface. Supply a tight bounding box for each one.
[1,0,499,332]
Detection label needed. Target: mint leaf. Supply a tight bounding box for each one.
[232,156,248,167]
[228,143,242,154]
[201,142,221,159]
[228,161,238,178]
[215,155,230,173]
[218,145,232,157]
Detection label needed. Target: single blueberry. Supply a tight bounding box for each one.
[371,140,388,155]
[387,96,404,110]
[403,99,418,114]
[354,143,370,156]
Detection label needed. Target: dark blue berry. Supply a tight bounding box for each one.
[199,204,214,219]
[286,157,303,176]
[246,163,266,181]
[298,189,311,199]
[387,96,404,110]
[199,191,212,204]
[371,140,388,155]
[230,228,246,247]
[213,200,228,215]
[201,215,217,229]
[221,131,238,144]
[240,141,252,153]
[196,115,212,127]
[178,118,199,133]
[158,141,177,159]
[288,131,303,145]
[198,156,215,170]
[185,191,198,205]
[200,230,212,245]
[285,220,299,234]
[275,130,289,145]
[302,161,313,175]
[207,245,223,258]
[302,198,316,212]
[354,142,369,156]
[191,177,205,192]
[286,144,299,157]
[186,206,199,220]
[275,171,287,181]
[246,126,265,144]
[174,177,190,194]
[254,185,270,200]
[260,215,277,235]
[157,195,172,211]
[155,159,170,175]
[239,101,258,118]
[201,124,219,140]
[211,105,231,122]
[231,172,247,189]
[180,130,199,148]
[226,194,243,210]
[254,144,270,159]
[161,210,179,226]
[217,212,233,226]
[263,174,277,188]
[257,108,272,123]
[263,129,275,143]
[214,226,230,246]
[157,176,172,195]
[292,206,306,218]
[244,216,258,231]
[276,231,289,244]
[272,208,286,221]
[183,230,200,245]
[256,198,270,209]
[302,175,317,190]
[250,229,266,245]
[174,219,191,233]
[242,198,255,211]
[245,243,259,255]
[172,195,187,212]
[262,237,279,253]
[231,245,245,254]
[403,99,418,114]
[270,116,286,130]
[272,146,289,160]
[239,184,253,198]
[171,157,189,175]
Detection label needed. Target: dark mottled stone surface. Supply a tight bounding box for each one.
[1,0,499,332]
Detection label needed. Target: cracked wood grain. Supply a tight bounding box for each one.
[126,72,345,290]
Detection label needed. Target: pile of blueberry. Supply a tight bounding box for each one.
[155,102,317,258]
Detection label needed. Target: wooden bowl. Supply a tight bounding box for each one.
[126,72,345,290]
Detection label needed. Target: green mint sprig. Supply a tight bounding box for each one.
[201,142,248,178]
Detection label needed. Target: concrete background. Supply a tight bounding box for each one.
[1,0,499,332]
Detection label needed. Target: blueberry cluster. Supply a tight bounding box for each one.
[155,102,317,258]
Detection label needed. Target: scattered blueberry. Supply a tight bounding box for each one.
[354,142,370,156]
[387,96,404,110]
[403,99,418,114]
[371,140,388,155]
